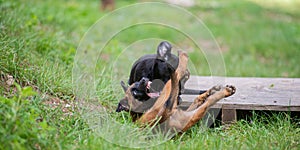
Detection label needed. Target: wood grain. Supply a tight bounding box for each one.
[180,76,300,111]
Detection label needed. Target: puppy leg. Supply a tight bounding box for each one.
[181,85,235,132]
[164,85,235,133]
[185,90,210,111]
[137,51,188,125]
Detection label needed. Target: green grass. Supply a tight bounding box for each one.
[1,0,300,149]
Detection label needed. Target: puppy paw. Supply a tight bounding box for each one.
[176,51,189,79]
[177,50,188,58]
[209,85,222,95]
[224,85,236,97]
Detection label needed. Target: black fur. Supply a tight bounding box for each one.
[128,41,178,101]
[131,77,150,101]
[128,41,178,85]
[126,41,206,102]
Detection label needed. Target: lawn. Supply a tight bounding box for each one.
[0,0,299,149]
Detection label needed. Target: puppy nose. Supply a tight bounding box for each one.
[116,103,125,112]
[141,77,147,82]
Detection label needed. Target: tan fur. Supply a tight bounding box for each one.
[121,51,236,134]
[136,51,188,125]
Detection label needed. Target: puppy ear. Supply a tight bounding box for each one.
[157,41,172,59]
[120,81,128,92]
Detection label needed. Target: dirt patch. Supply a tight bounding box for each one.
[42,94,77,116]
[0,71,17,97]
[0,71,77,116]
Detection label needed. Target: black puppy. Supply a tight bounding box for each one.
[128,41,178,85]
[128,41,205,101]
[128,41,178,101]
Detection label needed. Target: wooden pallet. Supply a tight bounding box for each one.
[179,76,300,124]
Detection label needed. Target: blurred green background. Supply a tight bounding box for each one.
[1,0,300,149]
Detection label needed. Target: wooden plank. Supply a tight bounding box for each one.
[181,76,300,111]
[222,109,237,124]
